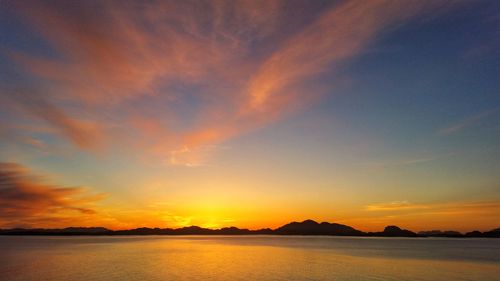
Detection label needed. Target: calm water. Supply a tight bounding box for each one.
[0,236,499,281]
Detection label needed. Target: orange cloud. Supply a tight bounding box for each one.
[0,162,105,228]
[5,87,104,150]
[358,200,500,231]
[365,201,429,211]
[365,200,500,215]
[5,0,457,165]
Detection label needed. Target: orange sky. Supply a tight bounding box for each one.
[0,0,499,232]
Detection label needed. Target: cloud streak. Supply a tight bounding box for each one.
[2,86,104,150]
[0,162,104,228]
[365,201,429,211]
[3,0,456,165]
[440,109,498,135]
[364,200,500,217]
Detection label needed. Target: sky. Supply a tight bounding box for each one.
[0,0,499,232]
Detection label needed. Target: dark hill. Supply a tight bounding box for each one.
[369,225,417,237]
[466,228,500,238]
[274,219,365,236]
[418,230,463,237]
[483,228,500,238]
[0,227,111,235]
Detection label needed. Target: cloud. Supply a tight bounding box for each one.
[423,201,500,216]
[0,161,227,229]
[359,157,438,167]
[168,145,221,167]
[3,0,458,165]
[0,162,105,228]
[365,200,500,216]
[365,201,429,211]
[2,87,104,150]
[439,109,498,135]
[361,200,500,231]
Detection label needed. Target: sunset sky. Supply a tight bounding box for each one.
[0,0,499,232]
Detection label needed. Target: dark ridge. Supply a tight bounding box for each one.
[0,221,498,238]
[0,227,112,236]
[466,228,500,238]
[418,230,463,238]
[274,220,364,236]
[368,225,417,237]
[483,228,500,237]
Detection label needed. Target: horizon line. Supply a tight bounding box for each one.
[2,219,499,236]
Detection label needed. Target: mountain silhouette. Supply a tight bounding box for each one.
[466,228,500,238]
[370,225,417,237]
[274,220,364,236]
[418,230,463,237]
[0,220,498,238]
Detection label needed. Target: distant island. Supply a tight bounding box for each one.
[1,220,498,238]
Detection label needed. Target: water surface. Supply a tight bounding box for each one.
[1,236,499,280]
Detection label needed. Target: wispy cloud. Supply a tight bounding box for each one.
[361,200,500,231]
[422,201,500,216]
[365,201,429,211]
[439,109,498,135]
[3,0,457,166]
[0,162,105,228]
[168,145,221,167]
[365,200,500,216]
[357,151,461,168]
[2,86,104,150]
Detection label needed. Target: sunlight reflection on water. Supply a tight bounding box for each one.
[0,236,499,281]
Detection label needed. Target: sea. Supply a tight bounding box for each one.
[0,235,499,280]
